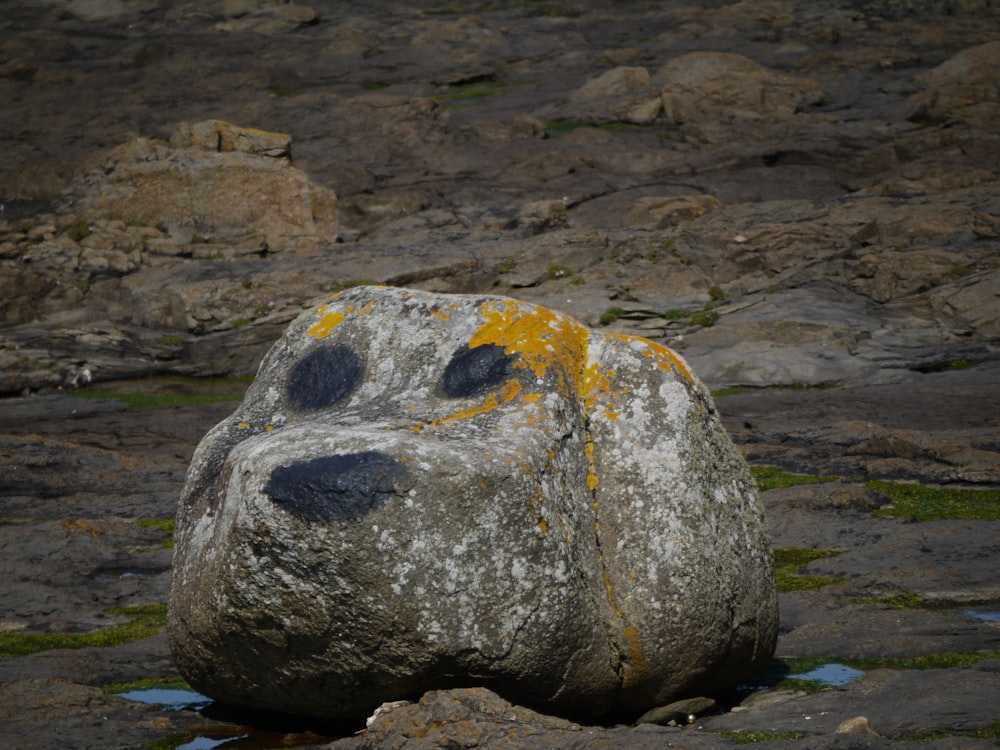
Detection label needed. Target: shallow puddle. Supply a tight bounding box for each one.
[789,663,865,686]
[171,727,335,749]
[120,687,212,711]
[176,736,249,750]
[963,607,1000,622]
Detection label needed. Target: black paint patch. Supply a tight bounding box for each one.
[265,452,408,522]
[288,345,362,410]
[442,343,516,398]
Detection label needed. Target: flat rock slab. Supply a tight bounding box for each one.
[1,365,999,748]
[700,662,1000,741]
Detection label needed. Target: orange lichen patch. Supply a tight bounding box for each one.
[618,335,696,385]
[308,298,378,338]
[62,519,102,537]
[429,303,460,321]
[585,436,599,491]
[621,625,649,688]
[471,301,615,495]
[602,564,622,617]
[579,361,612,412]
[236,422,275,432]
[470,300,590,393]
[117,454,145,469]
[307,309,345,338]
[412,377,524,432]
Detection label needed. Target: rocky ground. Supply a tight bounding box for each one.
[1,0,999,748]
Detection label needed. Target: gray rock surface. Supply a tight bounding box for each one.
[169,286,776,720]
[2,0,998,395]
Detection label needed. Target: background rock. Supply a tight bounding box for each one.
[2,0,999,747]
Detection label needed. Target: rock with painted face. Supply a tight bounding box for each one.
[168,286,777,721]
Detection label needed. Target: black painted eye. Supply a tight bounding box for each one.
[265,451,408,522]
[288,345,362,410]
[442,343,516,398]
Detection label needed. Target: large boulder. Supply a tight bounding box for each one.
[168,286,777,722]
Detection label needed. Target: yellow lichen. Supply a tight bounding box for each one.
[470,300,589,393]
[585,436,599,491]
[307,310,345,338]
[629,336,696,385]
[236,422,276,432]
[412,377,524,432]
[429,304,457,321]
[468,301,619,498]
[622,625,649,687]
[602,565,622,617]
[307,299,376,339]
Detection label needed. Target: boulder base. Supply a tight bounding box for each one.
[168,286,777,721]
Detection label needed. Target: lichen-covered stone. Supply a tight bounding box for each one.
[168,286,777,721]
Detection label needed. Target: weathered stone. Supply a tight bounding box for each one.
[63,134,336,251]
[518,198,567,235]
[836,716,880,735]
[622,195,722,230]
[169,285,777,721]
[561,66,663,124]
[170,120,292,158]
[926,268,1000,340]
[909,41,1000,121]
[656,51,825,128]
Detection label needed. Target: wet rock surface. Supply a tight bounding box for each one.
[1,0,999,747]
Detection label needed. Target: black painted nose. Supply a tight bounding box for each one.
[265,451,408,522]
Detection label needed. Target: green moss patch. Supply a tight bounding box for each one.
[847,589,927,610]
[752,466,836,492]
[689,308,719,327]
[102,675,190,695]
[897,721,1000,743]
[599,307,627,326]
[137,518,176,549]
[546,263,573,280]
[773,548,847,592]
[433,80,529,108]
[67,218,92,241]
[70,375,252,409]
[869,480,1000,521]
[849,650,1000,671]
[716,730,808,744]
[0,604,167,657]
